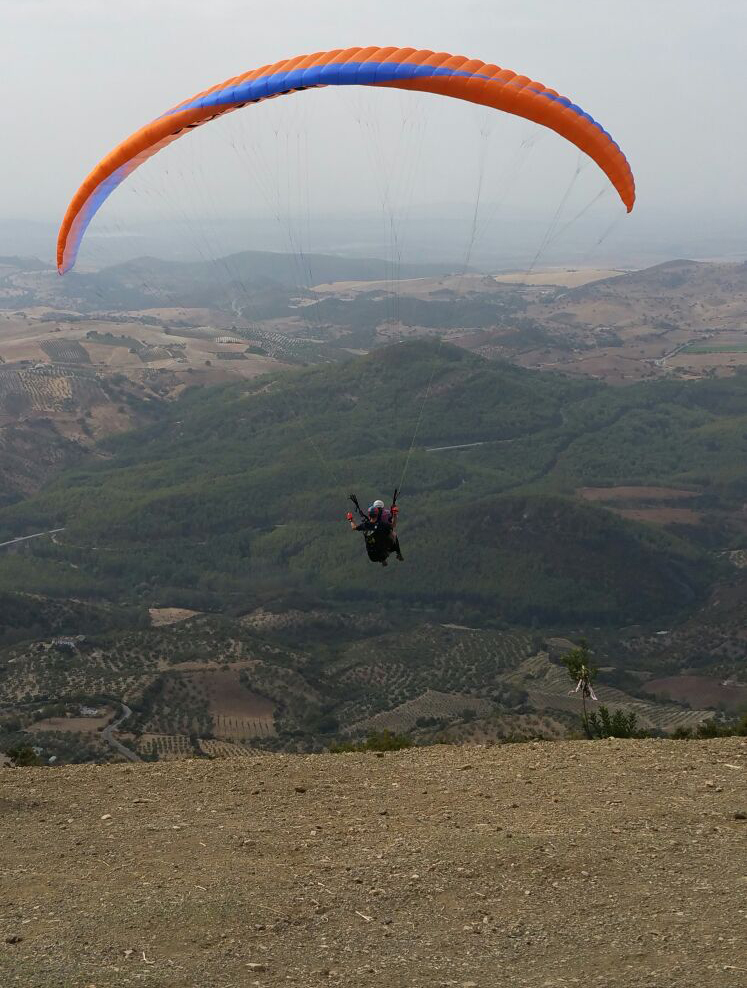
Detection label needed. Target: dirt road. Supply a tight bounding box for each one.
[0,739,744,987]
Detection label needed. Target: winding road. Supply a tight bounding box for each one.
[101,703,141,762]
[0,528,65,550]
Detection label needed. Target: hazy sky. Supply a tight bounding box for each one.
[5,1,747,264]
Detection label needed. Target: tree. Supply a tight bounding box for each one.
[563,641,598,739]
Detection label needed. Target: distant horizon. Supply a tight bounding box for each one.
[4,207,747,274]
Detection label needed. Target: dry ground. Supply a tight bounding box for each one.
[148,609,202,629]
[615,507,704,526]
[492,269,626,288]
[576,487,704,527]
[31,712,112,734]
[1,739,745,988]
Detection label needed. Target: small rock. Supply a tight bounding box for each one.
[246,962,267,972]
[460,764,473,771]
[379,809,388,816]
[100,813,112,820]
[5,935,23,944]
[294,786,306,794]
[734,811,747,821]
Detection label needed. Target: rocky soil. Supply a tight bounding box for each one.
[1,739,745,987]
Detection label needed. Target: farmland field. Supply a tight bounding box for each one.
[577,486,700,502]
[493,268,625,287]
[149,607,201,627]
[40,339,91,363]
[351,689,495,735]
[616,507,703,525]
[198,739,254,759]
[643,675,747,713]
[179,668,277,740]
[137,733,193,760]
[682,343,747,354]
[31,712,112,733]
[513,654,714,732]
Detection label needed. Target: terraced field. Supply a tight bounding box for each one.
[0,641,160,707]
[190,668,277,740]
[137,345,174,362]
[40,339,91,363]
[0,368,23,396]
[198,739,254,759]
[137,733,194,760]
[0,607,739,765]
[510,653,712,732]
[350,689,494,735]
[18,370,73,411]
[335,626,534,721]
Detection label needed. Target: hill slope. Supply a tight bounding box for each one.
[1,340,735,627]
[1,739,744,987]
[0,250,462,311]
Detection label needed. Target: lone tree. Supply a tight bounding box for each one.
[563,640,598,740]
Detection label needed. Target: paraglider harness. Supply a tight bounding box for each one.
[349,490,400,564]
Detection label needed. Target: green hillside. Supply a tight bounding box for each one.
[1,341,742,631]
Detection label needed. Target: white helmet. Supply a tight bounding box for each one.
[372,499,385,509]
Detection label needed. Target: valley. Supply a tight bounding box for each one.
[0,252,746,763]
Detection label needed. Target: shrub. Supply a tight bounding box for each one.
[330,730,413,753]
[586,705,640,739]
[5,745,41,767]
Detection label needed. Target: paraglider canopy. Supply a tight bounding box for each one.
[57,46,635,274]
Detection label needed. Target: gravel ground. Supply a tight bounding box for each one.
[1,739,745,988]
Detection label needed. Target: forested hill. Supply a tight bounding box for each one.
[1,340,745,629]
